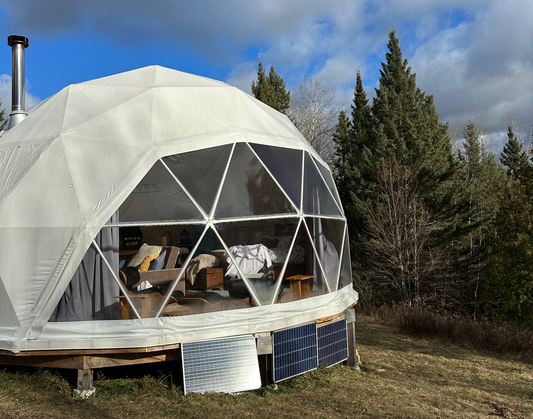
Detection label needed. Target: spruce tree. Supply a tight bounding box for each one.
[331,110,358,230]
[348,71,379,241]
[251,61,290,115]
[371,30,455,212]
[486,175,533,324]
[500,125,529,179]
[454,121,506,317]
[349,31,458,307]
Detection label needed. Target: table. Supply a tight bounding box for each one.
[286,274,312,300]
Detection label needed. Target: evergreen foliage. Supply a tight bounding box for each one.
[452,121,506,317]
[251,61,290,114]
[371,31,455,212]
[331,110,359,237]
[0,98,6,131]
[333,31,457,307]
[500,125,529,179]
[330,29,532,324]
[486,176,533,325]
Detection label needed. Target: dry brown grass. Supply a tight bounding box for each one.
[360,305,533,364]
[0,317,531,418]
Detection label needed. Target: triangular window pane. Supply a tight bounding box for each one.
[338,228,353,290]
[119,160,203,223]
[312,157,344,214]
[162,145,232,215]
[250,144,302,209]
[215,143,296,219]
[216,218,300,306]
[305,217,344,293]
[303,153,342,217]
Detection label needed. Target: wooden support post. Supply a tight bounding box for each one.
[77,368,94,392]
[258,354,273,386]
[344,307,360,369]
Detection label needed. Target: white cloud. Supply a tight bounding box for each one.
[0,74,42,118]
[411,0,533,137]
[2,0,533,144]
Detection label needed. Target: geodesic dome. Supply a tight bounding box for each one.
[0,66,358,351]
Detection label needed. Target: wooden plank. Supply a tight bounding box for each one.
[0,349,182,370]
[316,315,342,325]
[0,343,180,357]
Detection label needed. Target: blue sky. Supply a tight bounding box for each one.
[1,0,532,148]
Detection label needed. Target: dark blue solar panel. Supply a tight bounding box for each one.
[317,318,348,368]
[272,323,318,382]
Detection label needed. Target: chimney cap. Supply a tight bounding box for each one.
[7,35,29,48]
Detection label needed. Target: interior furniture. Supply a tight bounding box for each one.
[286,274,312,300]
[190,268,224,291]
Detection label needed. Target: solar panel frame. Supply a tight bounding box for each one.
[181,335,261,395]
[272,322,318,383]
[317,318,348,368]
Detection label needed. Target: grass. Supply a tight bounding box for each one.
[361,305,533,365]
[0,316,531,418]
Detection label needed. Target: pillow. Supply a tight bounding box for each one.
[148,250,167,271]
[260,236,279,249]
[138,253,159,272]
[186,254,220,285]
[127,243,162,268]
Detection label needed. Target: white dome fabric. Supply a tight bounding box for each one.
[0,66,357,350]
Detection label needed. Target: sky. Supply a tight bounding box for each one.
[1,0,532,151]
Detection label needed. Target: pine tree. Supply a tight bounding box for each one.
[0,98,7,131]
[251,61,290,115]
[500,125,529,179]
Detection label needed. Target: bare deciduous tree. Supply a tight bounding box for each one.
[362,160,443,307]
[288,77,342,160]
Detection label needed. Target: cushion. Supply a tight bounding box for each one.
[148,249,167,271]
[186,254,220,285]
[138,254,159,272]
[127,243,162,268]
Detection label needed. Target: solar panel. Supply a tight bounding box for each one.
[272,323,318,382]
[317,318,348,368]
[181,335,261,394]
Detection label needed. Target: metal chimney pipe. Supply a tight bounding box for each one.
[6,35,29,130]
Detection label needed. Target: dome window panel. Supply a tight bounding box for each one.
[312,156,344,215]
[214,143,298,219]
[304,217,345,293]
[303,153,342,217]
[249,143,303,210]
[162,144,233,216]
[215,218,301,306]
[119,160,204,223]
[338,227,353,290]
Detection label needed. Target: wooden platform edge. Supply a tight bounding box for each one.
[0,344,182,370]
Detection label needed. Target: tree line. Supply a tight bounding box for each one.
[251,31,533,326]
